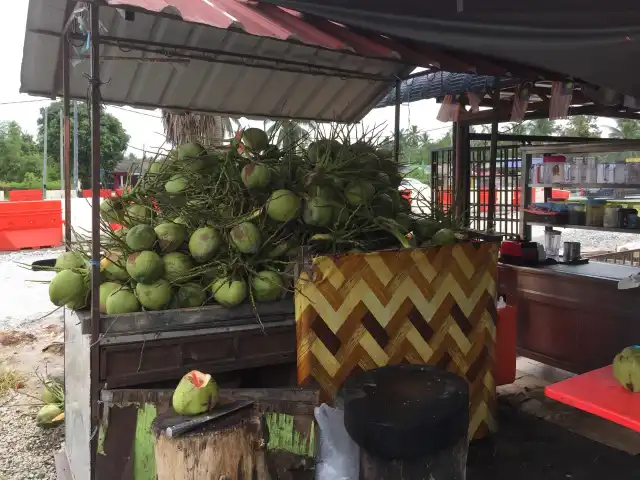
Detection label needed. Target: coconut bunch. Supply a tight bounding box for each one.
[49,123,470,315]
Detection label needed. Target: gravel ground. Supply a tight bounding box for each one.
[0,248,65,479]
[0,395,63,480]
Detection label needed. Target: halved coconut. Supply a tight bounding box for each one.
[172,370,220,416]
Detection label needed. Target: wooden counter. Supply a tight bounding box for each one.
[497,262,640,373]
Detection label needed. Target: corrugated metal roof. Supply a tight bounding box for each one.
[375,71,514,108]
[20,0,414,122]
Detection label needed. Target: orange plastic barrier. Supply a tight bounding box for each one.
[8,189,43,201]
[495,304,517,386]
[82,189,113,199]
[0,200,63,251]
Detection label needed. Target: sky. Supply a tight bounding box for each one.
[2,2,617,155]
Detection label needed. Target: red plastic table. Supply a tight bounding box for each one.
[545,366,640,432]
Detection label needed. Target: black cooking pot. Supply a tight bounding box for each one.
[341,365,469,460]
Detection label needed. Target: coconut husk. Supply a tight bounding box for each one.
[162,111,239,148]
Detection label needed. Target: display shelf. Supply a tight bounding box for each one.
[529,183,640,189]
[527,222,640,234]
[545,366,640,433]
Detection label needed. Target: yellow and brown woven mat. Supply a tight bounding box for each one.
[295,243,498,439]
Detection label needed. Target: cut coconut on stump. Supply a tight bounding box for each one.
[152,411,268,480]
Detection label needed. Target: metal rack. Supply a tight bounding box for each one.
[519,141,640,239]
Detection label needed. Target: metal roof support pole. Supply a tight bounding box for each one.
[88,3,102,479]
[454,122,470,224]
[393,78,401,163]
[487,87,500,232]
[62,35,72,247]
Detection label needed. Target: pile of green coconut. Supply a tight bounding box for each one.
[47,125,467,315]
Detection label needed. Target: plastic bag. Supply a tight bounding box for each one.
[314,403,359,480]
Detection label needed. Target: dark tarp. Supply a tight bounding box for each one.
[375,71,513,108]
[261,0,640,98]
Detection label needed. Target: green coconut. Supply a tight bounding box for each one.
[126,251,164,284]
[163,252,195,283]
[309,185,338,201]
[415,218,442,241]
[242,128,269,152]
[308,139,342,163]
[154,223,187,253]
[99,282,122,314]
[613,346,640,392]
[41,380,64,405]
[230,222,261,255]
[55,251,85,271]
[173,216,190,227]
[266,189,301,222]
[345,181,375,206]
[241,163,271,189]
[395,213,413,232]
[126,224,157,251]
[351,141,376,156]
[303,196,334,227]
[126,204,153,225]
[148,156,173,175]
[167,293,181,310]
[251,271,283,302]
[188,227,222,263]
[172,370,219,416]
[266,240,291,259]
[105,288,140,314]
[177,142,206,171]
[100,252,130,282]
[36,404,64,428]
[432,228,458,246]
[100,198,125,223]
[371,193,395,217]
[261,144,280,159]
[177,283,207,308]
[211,278,247,308]
[135,279,173,310]
[165,174,189,194]
[49,270,87,308]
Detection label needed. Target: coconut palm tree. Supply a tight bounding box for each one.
[606,119,640,139]
[161,112,240,147]
[266,120,315,152]
[527,119,560,136]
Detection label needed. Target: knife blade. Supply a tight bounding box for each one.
[163,399,254,438]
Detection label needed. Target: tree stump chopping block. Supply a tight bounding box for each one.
[359,436,469,480]
[152,410,268,480]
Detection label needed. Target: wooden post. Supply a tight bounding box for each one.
[153,411,268,480]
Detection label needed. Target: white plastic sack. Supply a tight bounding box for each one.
[314,403,360,480]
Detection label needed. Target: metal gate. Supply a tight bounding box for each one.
[430,147,454,213]
[431,145,522,238]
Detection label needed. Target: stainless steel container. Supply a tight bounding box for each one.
[563,242,581,262]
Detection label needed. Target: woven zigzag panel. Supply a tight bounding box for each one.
[295,243,498,440]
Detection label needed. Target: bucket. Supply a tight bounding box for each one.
[342,365,469,479]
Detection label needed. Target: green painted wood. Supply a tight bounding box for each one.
[133,403,158,480]
[264,412,315,457]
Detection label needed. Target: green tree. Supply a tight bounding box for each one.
[561,115,601,138]
[0,121,43,183]
[38,102,130,188]
[526,119,560,136]
[605,119,640,139]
